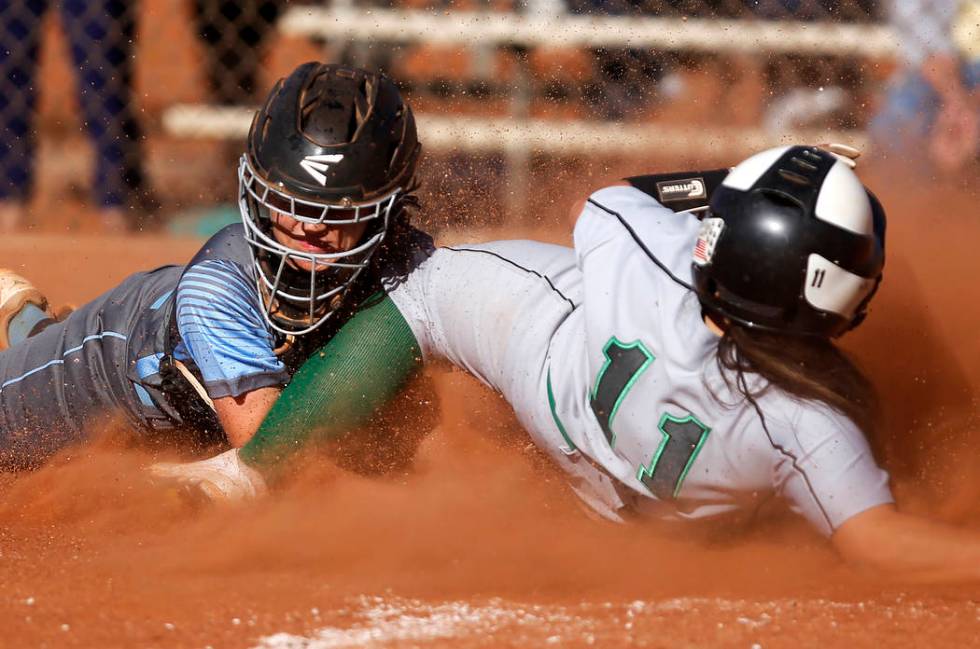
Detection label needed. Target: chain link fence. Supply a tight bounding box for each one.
[0,0,972,230]
[0,0,149,230]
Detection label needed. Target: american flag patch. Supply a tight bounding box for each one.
[694,237,709,262]
[692,218,724,266]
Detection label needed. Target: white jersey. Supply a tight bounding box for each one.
[388,186,893,537]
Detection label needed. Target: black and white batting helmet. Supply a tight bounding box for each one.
[691,145,886,338]
[238,62,421,335]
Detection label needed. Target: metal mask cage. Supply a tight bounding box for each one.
[239,155,393,225]
[237,155,401,336]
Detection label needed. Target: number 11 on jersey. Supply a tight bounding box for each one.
[590,338,711,500]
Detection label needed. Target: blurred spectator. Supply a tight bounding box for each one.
[171,1,281,233]
[563,0,671,120]
[0,0,156,232]
[192,1,281,106]
[870,1,979,173]
[752,0,878,21]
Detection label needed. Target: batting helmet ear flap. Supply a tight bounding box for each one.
[845,187,887,333]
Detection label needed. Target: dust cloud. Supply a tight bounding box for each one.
[0,169,978,647]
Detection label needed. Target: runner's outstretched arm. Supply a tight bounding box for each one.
[833,504,980,583]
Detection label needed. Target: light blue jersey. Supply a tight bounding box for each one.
[0,225,285,466]
[172,258,287,399]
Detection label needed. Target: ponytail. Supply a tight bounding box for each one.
[714,323,878,435]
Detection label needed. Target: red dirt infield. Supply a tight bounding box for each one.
[1,176,979,648]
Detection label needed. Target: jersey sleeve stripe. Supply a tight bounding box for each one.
[184,258,257,293]
[752,404,836,533]
[179,268,256,295]
[585,198,696,293]
[174,314,266,330]
[180,269,256,301]
[175,284,264,317]
[176,305,269,339]
[445,246,578,310]
[178,278,261,311]
[175,259,283,397]
[176,293,265,328]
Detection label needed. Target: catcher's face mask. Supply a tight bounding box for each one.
[238,155,399,336]
[239,63,420,336]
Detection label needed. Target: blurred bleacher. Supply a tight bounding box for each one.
[1,0,902,230]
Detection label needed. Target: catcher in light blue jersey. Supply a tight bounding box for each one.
[170,144,980,582]
[0,62,431,470]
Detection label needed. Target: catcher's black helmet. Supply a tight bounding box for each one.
[691,145,886,338]
[238,62,421,335]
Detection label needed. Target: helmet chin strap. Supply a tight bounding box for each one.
[702,313,726,337]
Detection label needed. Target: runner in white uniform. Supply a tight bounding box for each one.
[386,191,890,536]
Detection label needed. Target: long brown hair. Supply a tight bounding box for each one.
[714,322,878,435]
[367,177,426,286]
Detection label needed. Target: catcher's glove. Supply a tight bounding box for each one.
[149,448,268,503]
